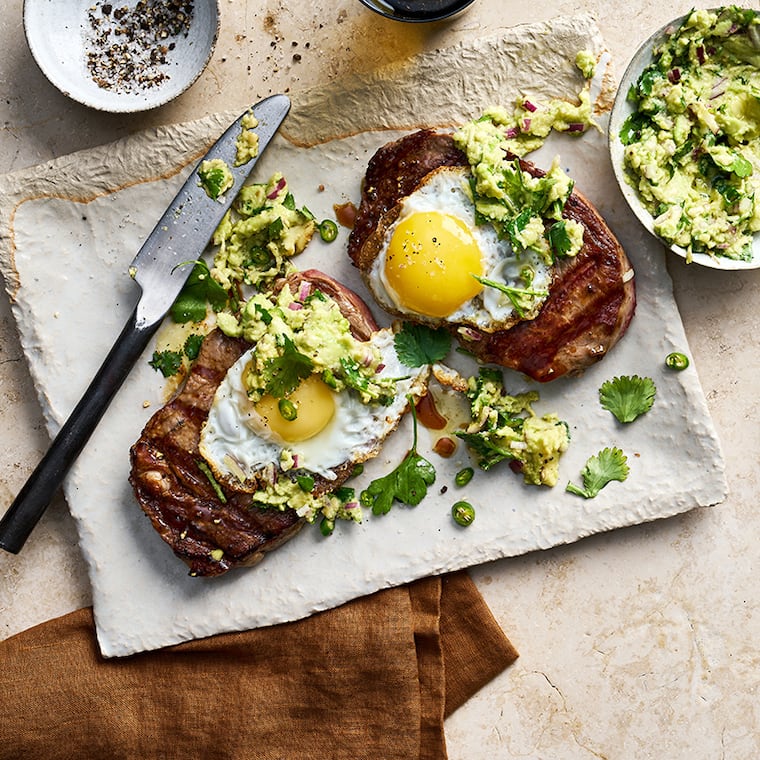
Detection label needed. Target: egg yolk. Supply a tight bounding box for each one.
[255,374,335,443]
[384,211,484,317]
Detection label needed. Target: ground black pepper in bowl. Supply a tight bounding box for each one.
[24,0,218,112]
[85,1,195,93]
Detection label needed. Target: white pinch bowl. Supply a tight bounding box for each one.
[23,0,219,113]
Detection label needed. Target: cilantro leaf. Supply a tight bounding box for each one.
[149,349,183,378]
[599,375,656,423]
[455,431,517,471]
[504,208,535,250]
[394,323,451,367]
[263,337,314,398]
[170,259,229,323]
[184,333,205,361]
[566,447,629,499]
[360,452,436,515]
[359,399,436,515]
[712,175,741,205]
[149,333,206,378]
[198,162,232,200]
[619,111,652,146]
[546,220,572,258]
[339,357,394,406]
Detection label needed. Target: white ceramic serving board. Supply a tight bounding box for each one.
[0,15,726,656]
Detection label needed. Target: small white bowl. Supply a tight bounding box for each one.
[608,11,760,270]
[23,0,219,113]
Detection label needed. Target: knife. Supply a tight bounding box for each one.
[0,94,291,554]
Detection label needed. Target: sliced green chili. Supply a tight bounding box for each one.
[451,500,475,527]
[278,398,298,420]
[665,352,689,371]
[318,219,338,242]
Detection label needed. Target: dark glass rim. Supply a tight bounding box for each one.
[356,0,476,22]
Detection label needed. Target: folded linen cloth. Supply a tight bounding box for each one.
[0,570,517,760]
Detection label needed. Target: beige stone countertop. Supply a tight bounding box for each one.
[1,1,757,757]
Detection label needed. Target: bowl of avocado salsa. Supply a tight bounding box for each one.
[609,7,760,269]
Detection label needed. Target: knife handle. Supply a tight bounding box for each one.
[0,307,156,554]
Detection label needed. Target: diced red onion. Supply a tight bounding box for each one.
[523,100,537,112]
[697,45,705,65]
[375,363,386,374]
[288,302,303,311]
[504,127,519,139]
[298,281,312,301]
[568,123,586,133]
[267,177,287,199]
[522,118,532,131]
[292,454,300,468]
[668,68,681,83]
[345,502,359,511]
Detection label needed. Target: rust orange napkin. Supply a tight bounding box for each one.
[0,570,517,759]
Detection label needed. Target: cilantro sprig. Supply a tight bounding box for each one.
[394,323,451,367]
[599,375,656,423]
[170,259,228,324]
[360,398,436,516]
[149,349,183,378]
[149,333,206,378]
[472,274,548,319]
[566,447,629,499]
[262,337,314,398]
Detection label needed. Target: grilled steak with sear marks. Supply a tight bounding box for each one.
[348,130,636,382]
[129,270,380,577]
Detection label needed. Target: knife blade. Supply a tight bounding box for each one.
[0,94,291,554]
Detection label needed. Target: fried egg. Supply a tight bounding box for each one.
[199,328,427,488]
[366,166,552,332]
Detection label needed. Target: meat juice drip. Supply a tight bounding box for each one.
[416,394,458,457]
[415,393,447,430]
[432,436,456,458]
[334,202,357,229]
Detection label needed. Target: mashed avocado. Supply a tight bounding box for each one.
[217,283,396,406]
[455,368,570,487]
[198,158,234,200]
[462,52,598,159]
[451,49,598,268]
[620,7,760,261]
[575,49,597,80]
[454,115,585,265]
[234,111,260,166]
[211,172,316,289]
[250,466,361,525]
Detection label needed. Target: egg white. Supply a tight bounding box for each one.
[367,167,552,331]
[199,328,426,486]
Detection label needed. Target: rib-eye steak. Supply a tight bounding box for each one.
[129,270,382,577]
[348,129,636,382]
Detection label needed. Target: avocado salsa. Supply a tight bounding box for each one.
[620,7,760,262]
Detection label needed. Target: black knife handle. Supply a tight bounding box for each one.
[0,306,156,554]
